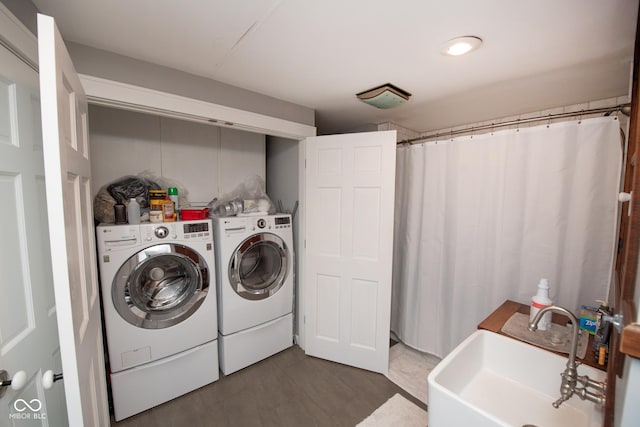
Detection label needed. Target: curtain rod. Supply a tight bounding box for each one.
[398,103,631,145]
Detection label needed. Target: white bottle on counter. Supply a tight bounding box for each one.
[529,278,553,330]
[127,198,140,224]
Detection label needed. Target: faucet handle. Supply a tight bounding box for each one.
[552,394,570,408]
[602,313,623,333]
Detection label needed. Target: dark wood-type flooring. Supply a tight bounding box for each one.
[110,344,426,427]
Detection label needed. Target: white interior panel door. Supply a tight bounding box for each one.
[37,13,109,426]
[304,130,396,374]
[0,6,67,423]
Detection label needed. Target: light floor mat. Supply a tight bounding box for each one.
[385,342,440,405]
[357,393,427,427]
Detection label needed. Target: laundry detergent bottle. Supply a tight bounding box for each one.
[127,198,140,224]
[529,278,553,330]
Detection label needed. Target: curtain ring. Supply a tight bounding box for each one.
[546,114,551,128]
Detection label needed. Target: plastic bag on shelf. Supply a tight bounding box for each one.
[137,170,190,209]
[94,175,159,224]
[93,171,191,223]
[106,175,160,207]
[208,175,275,217]
[93,187,118,224]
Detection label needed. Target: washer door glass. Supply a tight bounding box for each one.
[112,244,209,329]
[229,233,288,300]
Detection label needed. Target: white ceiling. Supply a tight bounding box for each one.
[32,0,638,135]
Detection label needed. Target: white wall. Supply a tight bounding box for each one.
[266,137,299,213]
[0,0,315,129]
[1,0,36,33]
[89,105,265,206]
[68,42,314,129]
[417,96,631,141]
[266,136,300,335]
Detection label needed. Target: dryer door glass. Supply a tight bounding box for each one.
[229,233,289,300]
[112,244,210,329]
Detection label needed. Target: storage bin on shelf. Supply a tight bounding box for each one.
[180,208,209,220]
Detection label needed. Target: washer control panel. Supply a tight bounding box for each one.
[183,222,210,234]
[140,220,212,242]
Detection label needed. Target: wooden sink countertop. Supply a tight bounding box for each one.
[478,300,605,371]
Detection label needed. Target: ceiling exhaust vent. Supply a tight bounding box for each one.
[356,83,411,109]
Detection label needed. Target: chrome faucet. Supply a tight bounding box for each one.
[528,305,606,408]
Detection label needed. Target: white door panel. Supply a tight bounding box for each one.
[305,131,396,374]
[38,13,109,426]
[0,7,67,423]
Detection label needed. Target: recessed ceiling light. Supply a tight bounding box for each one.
[442,36,483,56]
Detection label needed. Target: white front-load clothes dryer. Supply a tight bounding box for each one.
[96,220,218,421]
[213,214,294,374]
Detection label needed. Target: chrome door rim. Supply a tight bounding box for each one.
[112,244,209,329]
[228,233,289,300]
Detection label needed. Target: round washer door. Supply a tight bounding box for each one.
[112,243,209,329]
[229,233,289,300]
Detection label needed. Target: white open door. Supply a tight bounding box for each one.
[0,5,67,425]
[304,130,396,374]
[37,13,109,426]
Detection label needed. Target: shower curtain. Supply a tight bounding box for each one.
[391,116,622,358]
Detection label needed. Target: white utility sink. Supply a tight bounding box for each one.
[427,330,606,427]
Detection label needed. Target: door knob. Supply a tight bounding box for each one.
[0,370,27,398]
[618,192,632,202]
[619,191,633,216]
[42,370,63,390]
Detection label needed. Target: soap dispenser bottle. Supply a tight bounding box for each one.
[529,278,553,330]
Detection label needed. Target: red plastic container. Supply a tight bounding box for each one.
[180,208,209,220]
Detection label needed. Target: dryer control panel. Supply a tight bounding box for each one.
[273,216,291,229]
[217,215,292,235]
[253,215,290,229]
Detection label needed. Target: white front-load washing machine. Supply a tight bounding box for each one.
[96,220,218,421]
[213,214,294,374]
